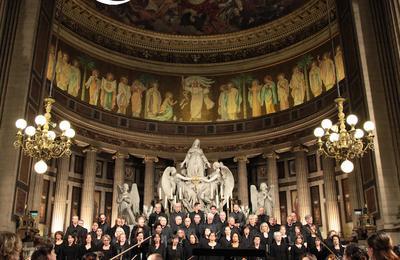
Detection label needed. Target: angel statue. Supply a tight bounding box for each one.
[198,161,235,209]
[197,162,223,205]
[160,166,197,211]
[250,182,273,216]
[117,183,140,225]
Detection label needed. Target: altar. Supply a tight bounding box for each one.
[116,139,276,225]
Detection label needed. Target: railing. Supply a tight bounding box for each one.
[110,236,152,260]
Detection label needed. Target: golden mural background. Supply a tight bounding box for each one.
[49,38,345,123]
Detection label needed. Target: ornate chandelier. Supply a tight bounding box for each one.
[14,0,74,174]
[313,97,374,173]
[313,0,375,173]
[14,98,75,173]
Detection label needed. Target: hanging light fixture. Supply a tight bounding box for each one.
[313,0,375,173]
[14,0,75,174]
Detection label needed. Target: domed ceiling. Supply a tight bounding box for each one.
[89,0,308,35]
[58,0,333,64]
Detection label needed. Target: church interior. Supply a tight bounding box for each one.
[0,0,399,259]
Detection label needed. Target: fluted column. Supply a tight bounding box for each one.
[51,156,70,233]
[112,152,128,224]
[30,163,44,211]
[293,145,311,223]
[143,156,158,207]
[322,157,341,232]
[264,152,281,221]
[80,147,98,230]
[349,160,363,225]
[234,156,249,207]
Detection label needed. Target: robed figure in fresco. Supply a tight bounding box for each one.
[67,59,81,98]
[290,66,306,106]
[183,76,215,121]
[145,81,162,119]
[248,79,262,117]
[226,82,241,120]
[56,51,71,91]
[180,139,211,178]
[100,73,117,111]
[218,84,228,120]
[155,92,177,121]
[85,69,101,106]
[309,61,323,97]
[335,46,345,82]
[319,52,336,91]
[46,45,55,81]
[277,73,290,111]
[131,80,146,117]
[261,75,278,114]
[116,77,131,115]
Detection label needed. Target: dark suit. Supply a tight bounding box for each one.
[148,212,167,228]
[64,224,87,244]
[98,222,111,235]
[230,211,246,228]
[189,210,205,223]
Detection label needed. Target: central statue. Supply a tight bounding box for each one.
[181,139,210,177]
[158,139,235,212]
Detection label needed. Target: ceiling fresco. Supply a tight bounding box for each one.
[49,37,344,123]
[88,0,308,35]
[57,0,333,64]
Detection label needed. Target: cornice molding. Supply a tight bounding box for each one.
[58,24,338,75]
[52,97,337,160]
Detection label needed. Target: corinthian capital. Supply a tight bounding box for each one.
[143,156,158,163]
[234,155,249,163]
[263,151,280,160]
[112,152,129,160]
[83,146,98,154]
[292,144,309,153]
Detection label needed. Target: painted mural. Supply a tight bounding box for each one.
[48,40,345,122]
[90,0,308,35]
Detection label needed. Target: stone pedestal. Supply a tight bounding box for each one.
[264,152,281,221]
[293,145,311,223]
[322,157,341,232]
[234,156,249,207]
[51,156,70,233]
[143,156,158,207]
[80,147,97,230]
[111,152,128,224]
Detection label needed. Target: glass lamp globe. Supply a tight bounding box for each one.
[329,133,340,142]
[47,131,56,140]
[34,160,48,174]
[346,114,358,126]
[363,121,375,132]
[59,120,71,131]
[65,128,75,138]
[25,126,36,136]
[354,129,364,139]
[340,160,354,173]
[321,119,333,129]
[314,127,324,138]
[15,119,27,129]
[34,115,46,126]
